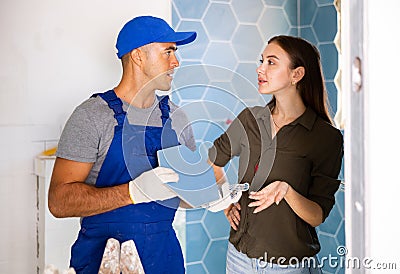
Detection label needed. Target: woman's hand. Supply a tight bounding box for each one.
[224,203,241,230]
[248,180,289,213]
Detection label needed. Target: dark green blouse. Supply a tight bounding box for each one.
[208,104,343,263]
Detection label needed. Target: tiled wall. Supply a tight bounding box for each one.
[171,1,343,273]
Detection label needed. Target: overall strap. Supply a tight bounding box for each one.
[158,95,171,126]
[92,90,126,126]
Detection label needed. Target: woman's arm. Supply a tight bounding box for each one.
[248,180,323,227]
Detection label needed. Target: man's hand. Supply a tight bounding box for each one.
[129,167,179,204]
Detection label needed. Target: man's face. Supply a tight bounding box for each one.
[140,42,179,91]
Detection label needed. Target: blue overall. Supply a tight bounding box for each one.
[69,90,184,274]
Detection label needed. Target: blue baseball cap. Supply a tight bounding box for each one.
[116,16,197,59]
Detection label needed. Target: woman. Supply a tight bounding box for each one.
[208,35,343,273]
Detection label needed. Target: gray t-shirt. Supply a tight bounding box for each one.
[56,95,196,185]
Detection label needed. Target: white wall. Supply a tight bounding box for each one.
[366,0,400,271]
[0,0,170,272]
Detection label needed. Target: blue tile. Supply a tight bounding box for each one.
[173,64,210,91]
[204,122,225,142]
[318,205,342,235]
[300,27,318,45]
[313,6,337,42]
[179,60,202,66]
[203,210,230,238]
[174,0,209,19]
[316,0,334,5]
[284,0,298,26]
[259,7,290,41]
[335,188,344,217]
[288,27,299,36]
[204,87,238,120]
[172,3,180,28]
[186,223,210,262]
[204,240,229,274]
[317,234,340,273]
[170,90,182,105]
[232,72,262,102]
[325,81,338,116]
[263,0,284,7]
[204,3,237,40]
[236,63,259,88]
[336,220,345,247]
[232,0,264,23]
[232,25,264,62]
[336,265,346,274]
[177,21,209,60]
[175,85,207,101]
[190,119,212,140]
[300,0,317,25]
[203,42,237,70]
[224,157,239,183]
[318,43,338,80]
[181,101,211,122]
[205,65,236,83]
[186,263,207,274]
[186,208,206,222]
[210,81,234,94]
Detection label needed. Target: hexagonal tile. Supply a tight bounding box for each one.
[232,25,264,62]
[231,71,261,101]
[203,42,237,70]
[300,27,318,45]
[203,121,225,142]
[263,0,285,7]
[186,263,207,274]
[203,87,238,120]
[300,0,317,25]
[173,64,210,91]
[316,233,340,273]
[209,81,234,93]
[205,65,236,83]
[190,120,212,140]
[335,188,344,217]
[326,81,338,115]
[236,62,259,87]
[336,220,345,247]
[225,157,239,183]
[319,43,338,80]
[284,0,297,26]
[232,0,264,23]
[203,3,237,40]
[172,2,180,28]
[186,222,210,262]
[186,208,206,222]
[288,27,298,36]
[203,210,230,238]
[318,205,342,235]
[313,5,338,42]
[177,21,209,60]
[175,85,207,101]
[259,7,290,41]
[204,240,228,273]
[180,101,210,122]
[317,0,334,4]
[174,0,209,20]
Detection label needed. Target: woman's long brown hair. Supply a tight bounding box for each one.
[267,35,333,124]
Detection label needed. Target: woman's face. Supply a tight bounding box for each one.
[256,42,294,95]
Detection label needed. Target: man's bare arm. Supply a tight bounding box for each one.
[48,157,132,218]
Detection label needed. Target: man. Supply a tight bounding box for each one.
[48,16,197,273]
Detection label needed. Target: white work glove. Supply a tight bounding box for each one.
[202,182,249,212]
[129,167,179,204]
